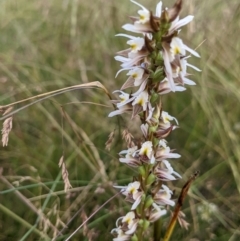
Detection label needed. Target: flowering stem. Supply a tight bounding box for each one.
[153,219,162,241]
[110,1,200,240]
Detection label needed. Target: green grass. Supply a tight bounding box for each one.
[0,0,239,240]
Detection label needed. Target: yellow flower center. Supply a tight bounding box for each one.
[139,15,145,21]
[138,98,143,106]
[163,117,170,123]
[132,73,138,79]
[129,187,136,194]
[130,44,137,51]
[173,46,181,55]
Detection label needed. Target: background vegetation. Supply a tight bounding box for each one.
[0,0,239,240]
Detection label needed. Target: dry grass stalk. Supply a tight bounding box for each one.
[58,155,72,192]
[1,107,13,147]
[105,129,115,151]
[81,210,89,237]
[39,203,66,239]
[0,167,59,237]
[122,129,134,148]
[54,217,67,239]
[81,210,98,241]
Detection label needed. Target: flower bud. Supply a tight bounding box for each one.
[141,193,146,202]
[152,67,164,82]
[138,166,146,177]
[160,10,171,34]
[155,52,164,66]
[153,137,159,147]
[142,220,150,231]
[146,173,156,186]
[144,195,154,209]
[150,91,159,104]
[168,0,182,22]
[138,219,144,227]
[131,234,138,241]
[149,125,158,133]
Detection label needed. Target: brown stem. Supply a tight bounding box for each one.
[162,171,200,241]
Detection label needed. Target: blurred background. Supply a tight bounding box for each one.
[0,0,239,240]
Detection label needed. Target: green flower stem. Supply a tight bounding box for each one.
[137,22,168,240]
[154,218,162,241]
[0,204,50,240]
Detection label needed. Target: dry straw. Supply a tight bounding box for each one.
[58,155,72,192]
[1,106,13,146]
